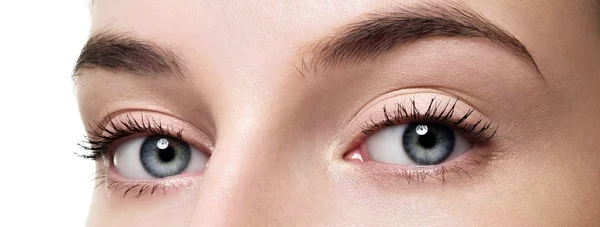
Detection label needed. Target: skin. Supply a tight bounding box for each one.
[77,0,600,226]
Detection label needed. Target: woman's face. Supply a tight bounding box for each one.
[76,0,600,226]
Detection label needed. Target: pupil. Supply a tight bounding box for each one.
[158,147,176,162]
[417,132,437,149]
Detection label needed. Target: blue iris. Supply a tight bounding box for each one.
[402,123,455,165]
[140,135,191,178]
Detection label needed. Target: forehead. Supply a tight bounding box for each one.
[88,0,598,84]
[89,0,596,40]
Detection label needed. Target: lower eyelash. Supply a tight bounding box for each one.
[93,169,178,198]
[374,151,497,185]
[361,97,498,141]
[77,113,183,161]
[107,181,169,198]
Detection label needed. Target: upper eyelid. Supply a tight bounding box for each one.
[349,87,492,122]
[92,113,183,140]
[352,93,497,136]
[79,112,214,160]
[110,112,213,148]
[79,115,185,160]
[91,106,217,142]
[361,98,497,140]
[361,98,462,133]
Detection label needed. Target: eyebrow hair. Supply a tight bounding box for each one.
[594,0,600,24]
[302,2,541,75]
[73,31,187,78]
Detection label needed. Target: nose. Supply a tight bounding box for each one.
[186,115,345,226]
[188,136,266,226]
[187,124,317,226]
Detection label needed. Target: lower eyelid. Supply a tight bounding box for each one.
[344,147,497,185]
[97,166,202,198]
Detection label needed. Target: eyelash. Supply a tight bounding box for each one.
[78,113,184,161]
[92,170,175,198]
[361,97,497,140]
[356,97,499,184]
[80,114,188,198]
[81,98,497,196]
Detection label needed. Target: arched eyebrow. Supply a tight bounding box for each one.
[74,3,541,80]
[301,2,541,76]
[73,30,188,78]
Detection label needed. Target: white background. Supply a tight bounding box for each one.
[0,1,94,226]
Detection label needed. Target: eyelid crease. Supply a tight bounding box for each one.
[348,87,492,127]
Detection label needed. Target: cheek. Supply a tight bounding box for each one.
[328,147,600,226]
[87,181,202,227]
[514,127,600,224]
[485,94,600,223]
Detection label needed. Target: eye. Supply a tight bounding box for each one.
[365,122,472,166]
[113,135,208,180]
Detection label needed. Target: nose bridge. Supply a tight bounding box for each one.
[188,125,280,226]
[185,14,310,222]
[185,60,334,225]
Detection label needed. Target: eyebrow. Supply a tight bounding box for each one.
[75,3,540,80]
[301,2,541,75]
[73,31,187,78]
